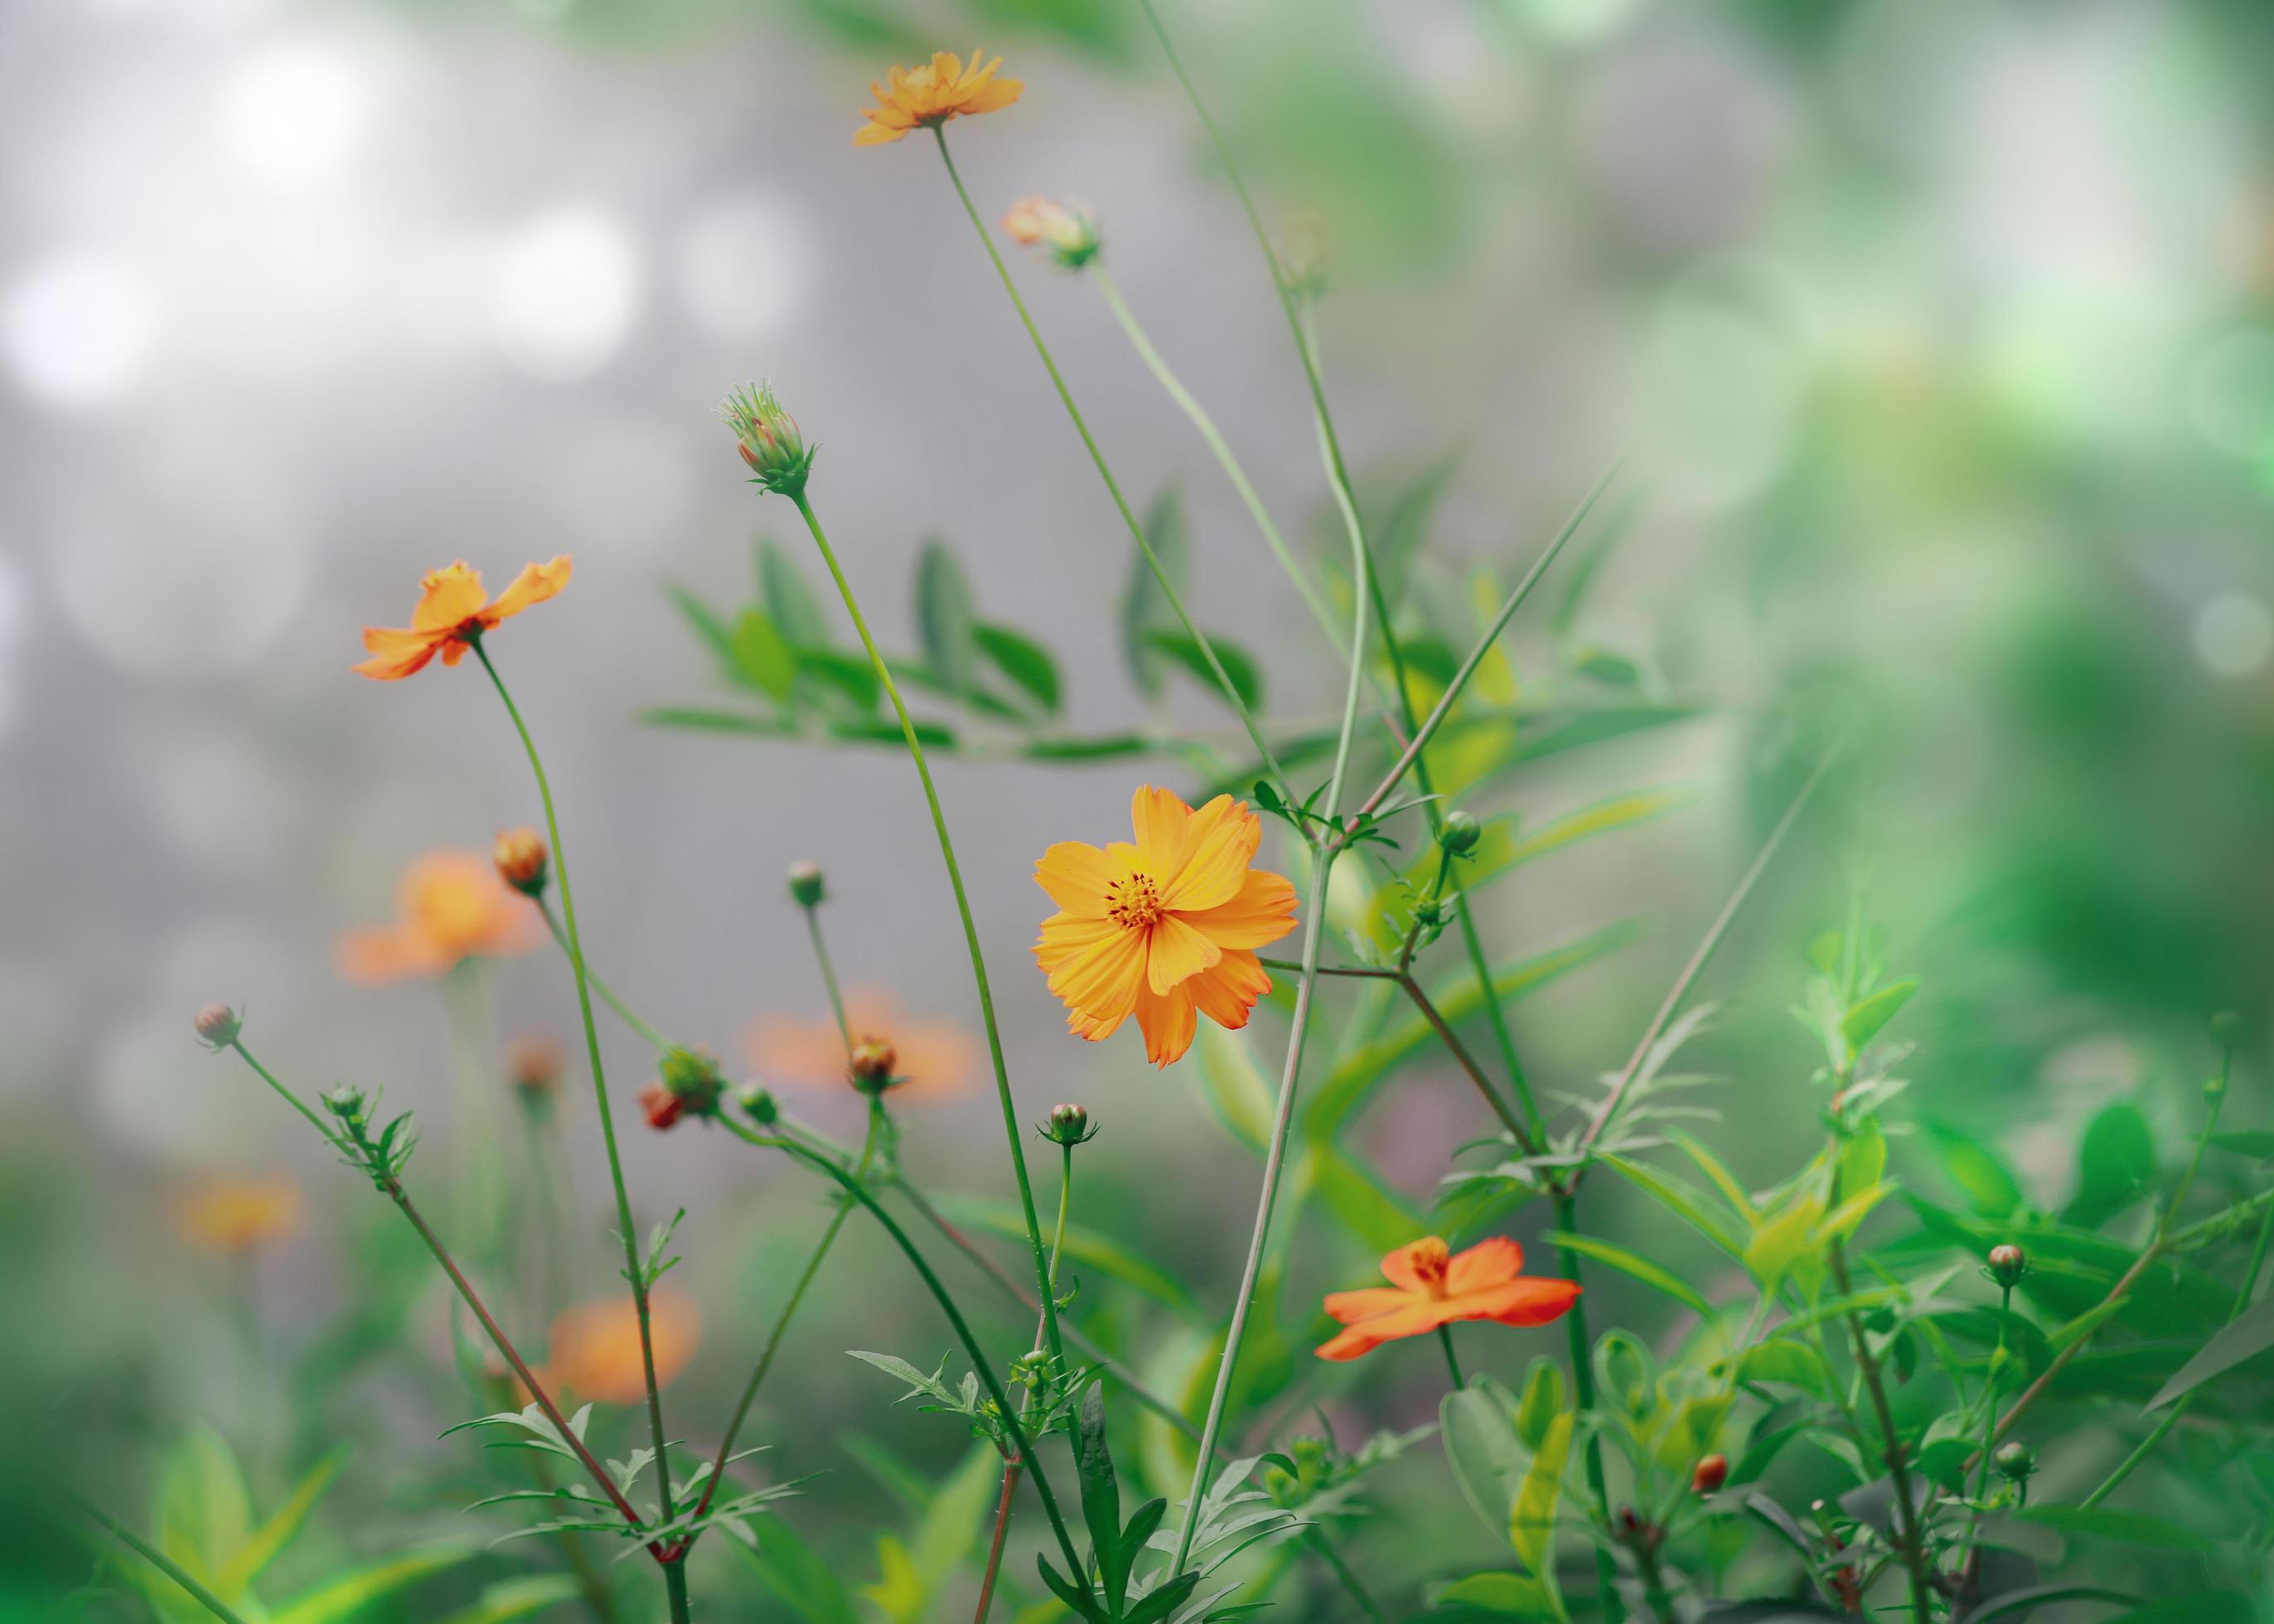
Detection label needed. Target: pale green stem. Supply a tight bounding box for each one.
[783,489,1062,1368]
[75,1493,254,1624]
[801,900,854,1056]
[931,126,1292,798]
[539,899,668,1051]
[1437,1325,1465,1390]
[1090,263,1343,656]
[471,641,683,1616]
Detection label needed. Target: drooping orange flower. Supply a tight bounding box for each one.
[543,1289,700,1405]
[854,49,1021,147]
[1033,786,1298,1068]
[336,848,542,984]
[1315,1236,1580,1361]
[353,556,571,680]
[744,987,979,1100]
[174,1175,302,1255]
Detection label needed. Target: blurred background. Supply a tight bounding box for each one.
[5,0,2274,1614]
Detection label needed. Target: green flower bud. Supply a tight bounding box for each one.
[722,381,816,498]
[1992,1441,2035,1482]
[737,1083,780,1126]
[659,1045,726,1118]
[1439,810,1481,856]
[1040,1101,1097,1147]
[787,862,826,909]
[193,1003,241,1048]
[1986,1244,2025,1288]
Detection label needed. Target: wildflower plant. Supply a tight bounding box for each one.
[70,17,2274,1624]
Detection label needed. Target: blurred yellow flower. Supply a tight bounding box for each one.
[854,50,1021,147]
[544,1290,699,1405]
[354,557,571,681]
[744,987,979,1100]
[336,849,541,984]
[1033,786,1297,1067]
[174,1175,302,1255]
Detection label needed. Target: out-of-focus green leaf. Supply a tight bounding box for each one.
[2209,1130,2274,1160]
[2146,1289,2274,1409]
[152,1423,252,1612]
[1429,1571,1556,1617]
[2099,1593,2257,1624]
[912,540,980,695]
[1439,1378,1527,1540]
[1367,456,1459,606]
[1841,978,1918,1051]
[431,1575,585,1624]
[666,582,734,665]
[741,1515,864,1624]
[975,623,1060,713]
[1540,1230,1712,1318]
[2016,1506,2218,1551]
[1733,1341,1832,1397]
[1143,631,1264,713]
[1123,487,1186,701]
[731,608,798,701]
[795,645,881,712]
[928,1197,1197,1315]
[1509,1411,1570,1582]
[215,1446,351,1596]
[2065,1103,2155,1229]
[902,1444,1005,1619]
[270,1545,475,1624]
[1193,1025,1275,1153]
[1301,1143,1423,1254]
[759,537,833,647]
[1923,1125,2024,1219]
[1595,1155,1748,1262]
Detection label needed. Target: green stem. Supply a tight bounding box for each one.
[728,1124,1086,1578]
[1091,263,1343,659]
[224,1042,351,1154]
[801,900,854,1057]
[73,1492,255,1624]
[539,899,668,1051]
[931,125,1291,797]
[1959,1284,2013,1579]
[1551,1189,1622,1619]
[1437,1325,1465,1390]
[471,641,682,1616]
[784,488,1062,1369]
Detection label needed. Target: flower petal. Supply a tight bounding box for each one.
[1131,982,1197,1067]
[1034,911,1117,974]
[1046,926,1146,1026]
[1314,1301,1454,1361]
[409,562,488,631]
[1185,949,1270,1032]
[1177,862,1296,949]
[1144,912,1222,994]
[1321,1286,1416,1326]
[1159,797,1259,911]
[1472,1278,1584,1327]
[1034,841,1115,915]
[1448,1235,1524,1294]
[1129,785,1194,875]
[335,923,448,984]
[485,554,573,623]
[1380,1238,1449,1294]
[352,628,444,681]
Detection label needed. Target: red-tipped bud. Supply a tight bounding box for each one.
[1986,1244,2026,1288]
[849,1036,898,1093]
[640,1082,685,1131]
[1691,1453,1728,1496]
[494,828,549,897]
[193,1003,241,1048]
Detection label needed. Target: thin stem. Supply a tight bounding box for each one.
[1575,739,1846,1174]
[1437,1325,1465,1390]
[1551,1189,1623,1618]
[1395,971,1535,1152]
[785,489,1062,1369]
[1091,263,1343,658]
[73,1491,255,1624]
[471,641,680,1606]
[539,900,668,1051]
[801,900,854,1056]
[223,1042,350,1154]
[729,1124,1086,1578]
[931,125,1291,796]
[1958,1284,2013,1587]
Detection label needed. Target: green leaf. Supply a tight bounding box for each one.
[1439,1378,1529,1541]
[1840,978,1918,1052]
[975,623,1060,713]
[2209,1130,2274,1161]
[153,1423,253,1602]
[1122,487,1187,700]
[1192,1025,1275,1153]
[738,1515,864,1624]
[2146,1288,2274,1409]
[216,1445,351,1596]
[927,1197,1197,1315]
[1540,1230,1712,1318]
[1514,1358,1565,1452]
[270,1544,476,1624]
[1924,1125,2022,1219]
[759,537,832,647]
[2066,1103,2155,1229]
[1369,456,1459,605]
[1509,1411,1570,1582]
[913,540,981,695]
[1142,631,1264,713]
[795,645,882,712]
[907,1445,1004,1612]
[2100,1593,2256,1624]
[731,608,798,701]
[1734,1341,1832,1397]
[1667,1128,1758,1223]
[431,1575,586,1624]
[2016,1506,2218,1552]
[1595,1155,1748,1262]
[1072,1385,1122,1609]
[1430,1571,1557,1617]
[665,582,735,665]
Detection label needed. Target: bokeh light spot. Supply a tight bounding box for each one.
[2193,592,2273,679]
[490,208,643,381]
[674,190,811,342]
[216,42,371,192]
[2,253,156,411]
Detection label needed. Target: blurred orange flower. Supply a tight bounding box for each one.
[1033,786,1297,1067]
[744,987,978,1100]
[544,1289,699,1404]
[855,50,1021,147]
[336,849,541,984]
[1315,1236,1580,1361]
[353,556,571,680]
[174,1175,302,1255]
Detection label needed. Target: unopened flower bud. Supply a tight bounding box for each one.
[1992,1441,2035,1481]
[1439,810,1482,856]
[849,1036,898,1093]
[193,1003,241,1048]
[325,1084,368,1123]
[494,828,549,897]
[1986,1244,2026,1288]
[737,1083,780,1125]
[1413,898,1444,929]
[658,1045,725,1119]
[1691,1453,1728,1496]
[1001,195,1101,270]
[721,381,815,498]
[507,1034,564,1101]
[1042,1101,1096,1146]
[639,1082,685,1131]
[787,862,826,909]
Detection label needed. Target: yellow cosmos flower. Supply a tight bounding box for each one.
[855,49,1021,147]
[1033,786,1298,1067]
[336,848,542,984]
[353,556,571,680]
[174,1174,302,1255]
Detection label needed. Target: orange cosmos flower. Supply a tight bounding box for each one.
[174,1174,302,1255]
[353,556,571,680]
[855,49,1021,147]
[745,987,979,1100]
[336,848,542,984]
[544,1289,699,1404]
[1033,786,1298,1068]
[1315,1236,1581,1361]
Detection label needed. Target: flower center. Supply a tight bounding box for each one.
[1410,1237,1453,1299]
[1105,872,1164,931]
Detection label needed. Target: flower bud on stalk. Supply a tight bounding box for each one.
[494,828,549,897]
[193,1003,242,1048]
[1691,1453,1728,1496]
[1439,810,1482,857]
[737,1083,780,1126]
[1992,1441,2036,1483]
[722,382,816,499]
[786,861,826,909]
[1040,1101,1097,1147]
[1986,1243,2026,1288]
[1001,196,1101,270]
[508,1034,564,1104]
[325,1085,369,1128]
[849,1037,898,1095]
